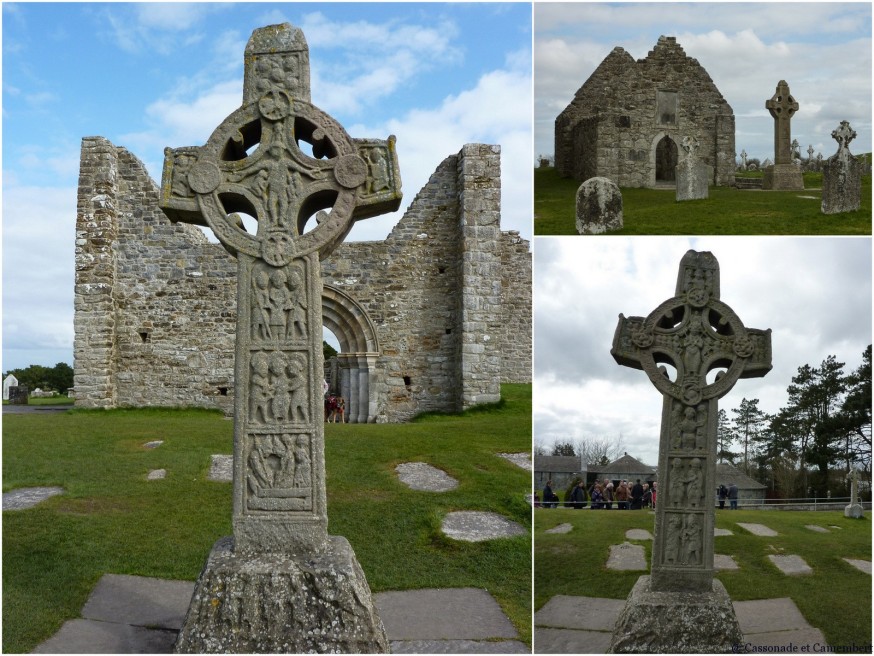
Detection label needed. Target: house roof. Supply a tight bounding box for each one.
[715,462,766,490]
[534,455,584,474]
[589,453,656,475]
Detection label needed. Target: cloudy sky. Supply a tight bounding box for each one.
[2,2,532,372]
[535,2,872,164]
[534,237,872,466]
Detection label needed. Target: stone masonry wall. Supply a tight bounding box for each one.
[73,138,530,421]
[556,36,735,188]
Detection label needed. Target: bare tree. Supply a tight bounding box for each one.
[574,435,627,466]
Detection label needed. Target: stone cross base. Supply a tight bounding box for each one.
[175,536,389,653]
[608,576,743,653]
[676,161,713,201]
[822,156,861,214]
[762,163,803,190]
[844,503,864,519]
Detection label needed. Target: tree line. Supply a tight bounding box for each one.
[3,363,74,395]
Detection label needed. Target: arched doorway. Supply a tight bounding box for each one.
[321,286,379,423]
[655,135,679,183]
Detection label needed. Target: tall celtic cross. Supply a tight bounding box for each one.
[160,24,401,555]
[611,251,771,593]
[766,80,799,166]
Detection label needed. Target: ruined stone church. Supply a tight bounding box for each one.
[555,36,735,188]
[73,138,530,422]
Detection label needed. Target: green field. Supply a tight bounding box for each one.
[534,507,871,647]
[534,167,872,235]
[3,384,532,652]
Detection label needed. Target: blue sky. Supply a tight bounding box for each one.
[535,2,872,164]
[2,2,533,372]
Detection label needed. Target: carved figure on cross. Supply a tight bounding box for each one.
[612,250,771,593]
[766,80,799,165]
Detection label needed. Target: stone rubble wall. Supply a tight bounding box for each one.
[73,138,530,421]
[556,36,735,188]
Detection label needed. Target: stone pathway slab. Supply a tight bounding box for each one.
[534,595,624,632]
[733,597,811,634]
[714,527,733,536]
[606,542,647,571]
[207,454,232,482]
[804,524,829,533]
[714,554,739,570]
[375,588,517,640]
[441,511,526,542]
[625,528,652,540]
[737,522,778,536]
[80,574,194,629]
[497,452,531,471]
[143,440,163,449]
[390,639,528,653]
[146,469,166,480]
[2,486,64,510]
[534,627,612,654]
[32,619,178,654]
[768,554,813,575]
[545,523,572,534]
[396,462,459,492]
[843,558,872,574]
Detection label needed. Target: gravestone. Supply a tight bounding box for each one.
[739,150,747,171]
[844,469,864,518]
[3,373,18,400]
[609,250,772,652]
[159,23,401,653]
[822,121,861,215]
[675,136,711,201]
[762,80,804,190]
[575,177,623,234]
[8,385,28,405]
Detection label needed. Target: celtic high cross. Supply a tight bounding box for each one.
[160,24,401,555]
[766,80,799,166]
[611,251,771,593]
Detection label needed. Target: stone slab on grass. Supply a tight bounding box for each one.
[534,595,624,632]
[743,627,828,649]
[207,454,232,482]
[396,462,459,492]
[625,528,653,540]
[375,588,518,640]
[497,452,531,471]
[146,469,166,480]
[733,598,811,634]
[2,486,64,511]
[843,558,872,574]
[534,627,613,654]
[714,527,733,536]
[737,522,778,536]
[81,574,194,629]
[714,554,739,571]
[768,554,813,576]
[390,639,529,653]
[606,542,647,571]
[545,523,572,534]
[441,511,526,542]
[804,525,829,533]
[32,619,177,654]
[143,440,164,449]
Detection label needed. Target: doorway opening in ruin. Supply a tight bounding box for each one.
[321,285,380,423]
[655,135,678,182]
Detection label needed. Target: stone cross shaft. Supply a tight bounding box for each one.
[611,251,772,593]
[766,80,799,165]
[159,23,401,555]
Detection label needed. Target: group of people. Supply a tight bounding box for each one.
[717,482,739,510]
[540,478,657,510]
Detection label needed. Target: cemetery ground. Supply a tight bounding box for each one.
[534,507,871,648]
[534,166,872,235]
[2,384,532,652]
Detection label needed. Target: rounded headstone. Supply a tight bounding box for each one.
[575,177,623,234]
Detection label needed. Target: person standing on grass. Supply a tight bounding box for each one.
[728,482,738,510]
[631,479,644,509]
[570,480,588,509]
[642,483,652,508]
[616,480,629,510]
[651,481,658,509]
[604,479,614,510]
[718,484,728,509]
[590,483,604,509]
[543,480,556,509]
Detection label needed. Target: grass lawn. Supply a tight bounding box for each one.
[534,167,872,235]
[3,384,532,652]
[534,508,871,647]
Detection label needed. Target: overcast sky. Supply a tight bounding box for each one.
[1,2,532,372]
[535,2,872,164]
[534,237,872,466]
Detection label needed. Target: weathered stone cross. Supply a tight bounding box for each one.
[611,251,772,593]
[766,80,799,166]
[159,23,400,652]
